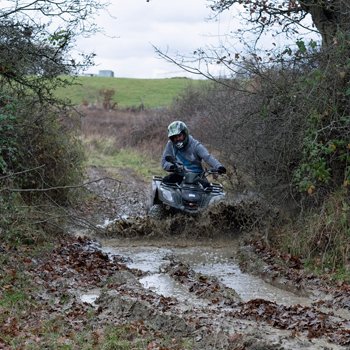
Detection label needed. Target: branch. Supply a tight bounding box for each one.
[0,177,121,193]
[33,212,106,235]
[0,0,107,20]
[153,45,257,94]
[0,165,46,180]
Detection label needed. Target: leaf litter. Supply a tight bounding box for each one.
[1,165,350,349]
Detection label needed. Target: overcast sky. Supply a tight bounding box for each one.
[75,0,237,79]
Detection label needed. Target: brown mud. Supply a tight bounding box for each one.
[66,166,350,349]
[3,166,347,349]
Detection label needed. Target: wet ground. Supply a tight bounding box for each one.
[99,239,311,307]
[72,166,350,349]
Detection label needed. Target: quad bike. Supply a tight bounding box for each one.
[148,156,225,218]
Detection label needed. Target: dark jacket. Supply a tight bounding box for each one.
[161,135,223,173]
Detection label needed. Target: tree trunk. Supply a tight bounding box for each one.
[300,0,350,47]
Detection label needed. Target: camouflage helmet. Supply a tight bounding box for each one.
[167,121,189,149]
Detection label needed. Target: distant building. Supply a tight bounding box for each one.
[98,70,114,78]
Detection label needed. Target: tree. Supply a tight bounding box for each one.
[0,0,107,34]
[155,0,349,203]
[0,1,108,204]
[156,1,350,80]
[209,0,350,48]
[0,1,109,100]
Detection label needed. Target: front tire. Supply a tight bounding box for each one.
[148,204,166,220]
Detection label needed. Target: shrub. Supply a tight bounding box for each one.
[0,92,84,243]
[169,77,307,207]
[292,38,350,197]
[276,189,350,275]
[0,95,84,204]
[169,39,350,210]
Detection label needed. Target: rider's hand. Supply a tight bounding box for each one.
[177,164,184,172]
[168,165,175,172]
[217,166,226,174]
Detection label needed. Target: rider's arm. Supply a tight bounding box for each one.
[195,143,223,170]
[161,141,175,171]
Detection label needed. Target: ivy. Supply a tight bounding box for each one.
[293,111,350,193]
[0,96,18,174]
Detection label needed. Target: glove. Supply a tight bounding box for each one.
[217,166,226,174]
[168,165,175,172]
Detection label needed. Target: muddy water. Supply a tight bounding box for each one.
[100,239,311,307]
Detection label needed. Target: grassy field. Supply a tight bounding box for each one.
[56,76,207,108]
[83,137,162,180]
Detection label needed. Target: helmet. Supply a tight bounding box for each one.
[167,121,189,149]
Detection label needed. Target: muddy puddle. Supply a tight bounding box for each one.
[70,234,350,350]
[99,239,311,307]
[73,167,350,349]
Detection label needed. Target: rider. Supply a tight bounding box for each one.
[161,120,226,184]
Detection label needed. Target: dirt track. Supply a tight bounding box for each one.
[62,165,350,349]
[1,128,348,347]
[3,164,347,349]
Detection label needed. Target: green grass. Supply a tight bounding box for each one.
[56,76,207,108]
[0,290,28,307]
[83,138,162,180]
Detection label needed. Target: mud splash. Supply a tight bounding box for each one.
[100,194,276,238]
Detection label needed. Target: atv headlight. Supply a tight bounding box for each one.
[162,189,174,203]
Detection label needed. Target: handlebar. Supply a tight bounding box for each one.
[165,155,224,177]
[165,155,184,173]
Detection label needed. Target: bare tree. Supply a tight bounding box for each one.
[0,1,109,98]
[155,1,350,81]
[209,0,350,49]
[0,0,108,34]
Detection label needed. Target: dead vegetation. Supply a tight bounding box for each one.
[79,106,173,158]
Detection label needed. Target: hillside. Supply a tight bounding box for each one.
[55,76,207,108]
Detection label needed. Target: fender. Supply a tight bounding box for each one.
[149,175,163,207]
[148,165,225,217]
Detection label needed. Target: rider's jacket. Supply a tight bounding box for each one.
[161,135,223,173]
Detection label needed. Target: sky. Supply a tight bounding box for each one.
[75,0,237,79]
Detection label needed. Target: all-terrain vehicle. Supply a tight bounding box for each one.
[148,156,225,218]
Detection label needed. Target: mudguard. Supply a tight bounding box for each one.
[149,174,225,215]
[149,175,163,207]
[149,157,225,216]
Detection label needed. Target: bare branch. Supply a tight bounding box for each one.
[153,45,257,94]
[0,177,121,193]
[0,165,46,180]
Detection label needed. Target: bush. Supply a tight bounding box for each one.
[276,189,350,275]
[0,95,84,205]
[292,38,350,196]
[169,39,350,210]
[0,93,84,243]
[169,77,307,207]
